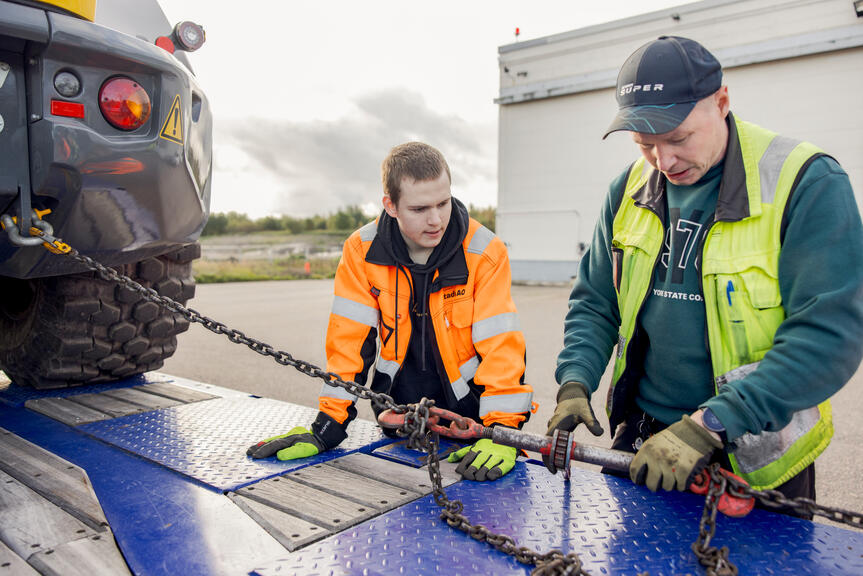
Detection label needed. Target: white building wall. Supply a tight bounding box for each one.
[497,0,863,283]
[724,50,863,193]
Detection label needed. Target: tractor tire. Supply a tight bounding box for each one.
[0,243,200,389]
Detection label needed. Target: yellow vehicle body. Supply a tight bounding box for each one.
[36,0,95,20]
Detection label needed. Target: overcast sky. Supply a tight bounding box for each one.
[161,0,685,218]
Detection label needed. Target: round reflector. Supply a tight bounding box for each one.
[155,36,176,54]
[98,77,151,130]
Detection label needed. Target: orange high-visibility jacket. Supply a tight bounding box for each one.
[319,215,533,431]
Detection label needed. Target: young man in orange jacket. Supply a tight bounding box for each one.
[249,142,534,481]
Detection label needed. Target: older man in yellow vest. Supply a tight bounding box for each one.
[546,36,863,517]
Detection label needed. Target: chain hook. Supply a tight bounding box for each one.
[1,210,72,253]
[1,212,45,246]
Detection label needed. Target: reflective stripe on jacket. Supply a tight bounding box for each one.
[609,114,832,490]
[320,217,533,429]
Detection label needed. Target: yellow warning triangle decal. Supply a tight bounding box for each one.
[160,95,183,144]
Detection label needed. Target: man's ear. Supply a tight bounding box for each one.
[382,195,398,218]
[716,86,730,118]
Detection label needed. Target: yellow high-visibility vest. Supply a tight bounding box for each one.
[609,115,832,489]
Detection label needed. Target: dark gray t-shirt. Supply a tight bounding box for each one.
[636,162,723,423]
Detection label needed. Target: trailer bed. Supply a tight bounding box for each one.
[1,373,862,575]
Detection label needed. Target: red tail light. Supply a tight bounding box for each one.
[98,77,151,130]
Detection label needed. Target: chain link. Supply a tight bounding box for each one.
[14,225,863,575]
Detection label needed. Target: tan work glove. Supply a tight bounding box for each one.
[629,415,723,492]
[544,381,604,473]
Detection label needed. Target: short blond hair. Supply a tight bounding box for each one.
[381,142,451,205]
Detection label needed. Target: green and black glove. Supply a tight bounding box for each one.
[544,381,604,473]
[447,438,517,481]
[629,415,723,492]
[246,426,327,461]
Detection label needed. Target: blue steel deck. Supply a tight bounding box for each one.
[1,397,289,575]
[252,462,863,575]
[2,373,863,575]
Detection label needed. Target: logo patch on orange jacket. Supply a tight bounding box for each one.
[443,288,465,300]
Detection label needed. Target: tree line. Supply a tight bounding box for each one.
[202,204,496,236]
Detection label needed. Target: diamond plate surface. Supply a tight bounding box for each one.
[373,437,465,467]
[252,461,863,576]
[79,397,391,491]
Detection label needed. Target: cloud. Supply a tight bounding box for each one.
[216,89,496,217]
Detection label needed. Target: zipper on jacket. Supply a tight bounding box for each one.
[612,197,666,428]
[697,216,718,391]
[394,264,415,362]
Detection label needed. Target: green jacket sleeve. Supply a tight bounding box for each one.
[555,169,628,393]
[704,156,863,441]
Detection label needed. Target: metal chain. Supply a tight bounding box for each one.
[24,229,589,576]
[692,461,863,575]
[12,224,863,575]
[411,427,590,575]
[692,465,738,576]
[725,472,863,529]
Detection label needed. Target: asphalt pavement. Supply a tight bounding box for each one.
[163,279,862,527]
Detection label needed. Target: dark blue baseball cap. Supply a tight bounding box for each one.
[603,36,722,139]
